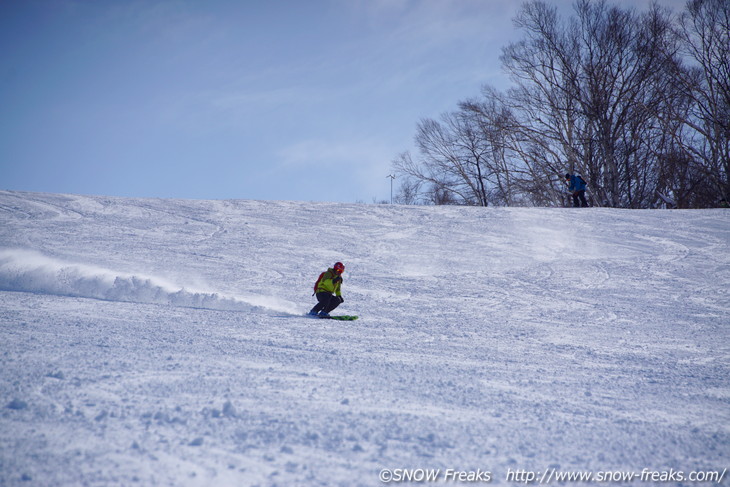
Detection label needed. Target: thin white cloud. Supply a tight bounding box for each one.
[277,138,365,167]
[275,134,397,200]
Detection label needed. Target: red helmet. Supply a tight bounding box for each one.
[333,262,345,274]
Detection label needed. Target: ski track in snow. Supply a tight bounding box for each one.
[0,190,728,486]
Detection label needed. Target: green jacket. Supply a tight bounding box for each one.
[316,268,343,296]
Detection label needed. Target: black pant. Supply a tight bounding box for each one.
[572,190,588,207]
[310,292,341,314]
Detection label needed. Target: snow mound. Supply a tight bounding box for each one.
[0,248,294,314]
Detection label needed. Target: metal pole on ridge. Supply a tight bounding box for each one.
[386,174,396,204]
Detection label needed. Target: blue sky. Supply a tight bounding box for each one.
[0,0,684,203]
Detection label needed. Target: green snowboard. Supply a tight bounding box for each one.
[321,315,358,321]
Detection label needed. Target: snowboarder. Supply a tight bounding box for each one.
[565,173,589,207]
[308,262,345,318]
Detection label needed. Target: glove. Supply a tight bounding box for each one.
[338,296,344,304]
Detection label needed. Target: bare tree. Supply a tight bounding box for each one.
[393,0,726,208]
[394,110,497,206]
[392,169,423,205]
[500,1,585,205]
[675,0,730,205]
[501,0,681,207]
[460,87,547,206]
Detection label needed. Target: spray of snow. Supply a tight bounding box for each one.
[0,248,298,314]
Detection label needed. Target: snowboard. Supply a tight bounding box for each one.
[321,315,358,321]
[306,314,358,321]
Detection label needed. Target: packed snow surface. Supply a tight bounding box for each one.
[0,191,728,486]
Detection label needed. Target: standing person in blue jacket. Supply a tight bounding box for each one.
[565,173,589,207]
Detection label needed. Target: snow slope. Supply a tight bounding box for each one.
[0,190,728,486]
